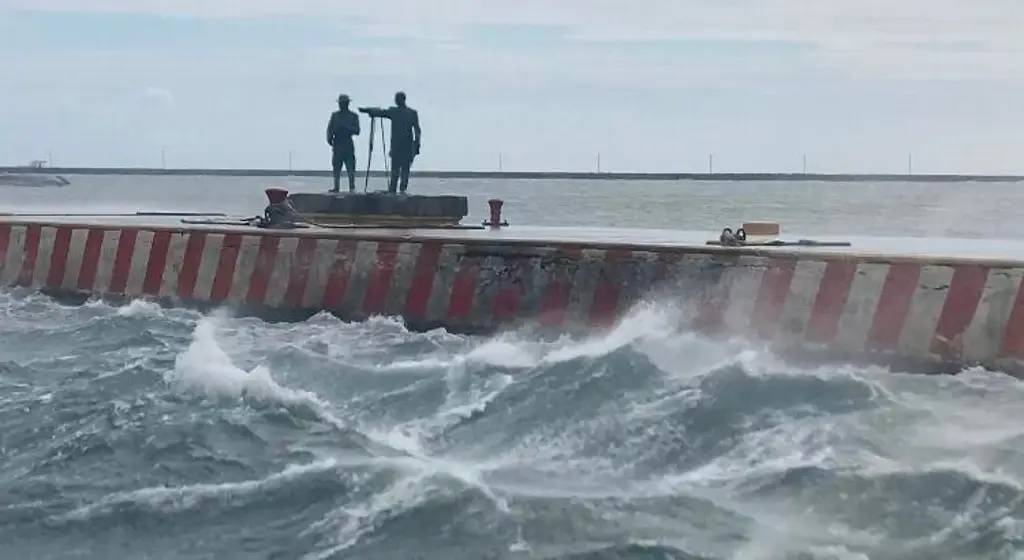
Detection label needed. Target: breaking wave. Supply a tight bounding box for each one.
[2,289,1024,559]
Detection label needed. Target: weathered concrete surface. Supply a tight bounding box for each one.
[0,216,1023,376]
[289,192,468,225]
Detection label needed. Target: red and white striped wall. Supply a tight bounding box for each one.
[1,221,1022,372]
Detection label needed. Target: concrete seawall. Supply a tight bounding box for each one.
[2,167,1023,182]
[1,218,1023,375]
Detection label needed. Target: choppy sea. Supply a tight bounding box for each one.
[4,175,1024,560]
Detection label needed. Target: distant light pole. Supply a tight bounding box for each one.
[907,153,913,175]
[708,153,714,174]
[802,153,807,174]
[597,153,602,173]
[288,150,293,172]
[498,153,503,172]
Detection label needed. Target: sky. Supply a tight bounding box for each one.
[2,1,1024,173]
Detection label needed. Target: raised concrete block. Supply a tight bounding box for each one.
[288,192,469,226]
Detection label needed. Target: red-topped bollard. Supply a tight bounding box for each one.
[483,198,509,228]
[265,187,289,204]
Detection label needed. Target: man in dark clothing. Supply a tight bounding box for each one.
[359,91,421,194]
[326,94,361,192]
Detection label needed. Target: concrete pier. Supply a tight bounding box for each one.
[0,214,1022,376]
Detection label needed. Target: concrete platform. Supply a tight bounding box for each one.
[2,212,1024,376]
[288,191,468,226]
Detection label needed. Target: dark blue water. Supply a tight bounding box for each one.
[3,177,1024,559]
[2,290,1024,559]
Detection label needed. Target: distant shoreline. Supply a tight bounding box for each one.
[3,166,1023,182]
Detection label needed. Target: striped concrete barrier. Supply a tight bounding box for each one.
[0,220,1022,374]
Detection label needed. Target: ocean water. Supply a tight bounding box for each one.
[3,176,1024,560]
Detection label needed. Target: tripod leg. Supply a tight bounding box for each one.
[364,117,375,192]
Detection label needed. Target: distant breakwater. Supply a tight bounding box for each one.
[3,167,1023,182]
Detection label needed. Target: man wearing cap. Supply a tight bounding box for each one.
[359,91,421,194]
[326,94,361,192]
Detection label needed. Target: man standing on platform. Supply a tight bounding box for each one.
[326,94,360,192]
[359,91,421,194]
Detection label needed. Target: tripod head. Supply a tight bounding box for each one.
[358,107,385,118]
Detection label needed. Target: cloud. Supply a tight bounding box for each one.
[5,0,1023,45]
[1,1,1023,173]
[4,1,1023,76]
[2,0,1022,82]
[143,86,174,108]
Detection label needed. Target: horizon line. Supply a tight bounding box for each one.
[3,166,1024,183]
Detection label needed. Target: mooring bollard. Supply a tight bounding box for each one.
[483,198,509,228]
[265,187,289,204]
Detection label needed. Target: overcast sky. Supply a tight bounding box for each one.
[2,1,1024,173]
